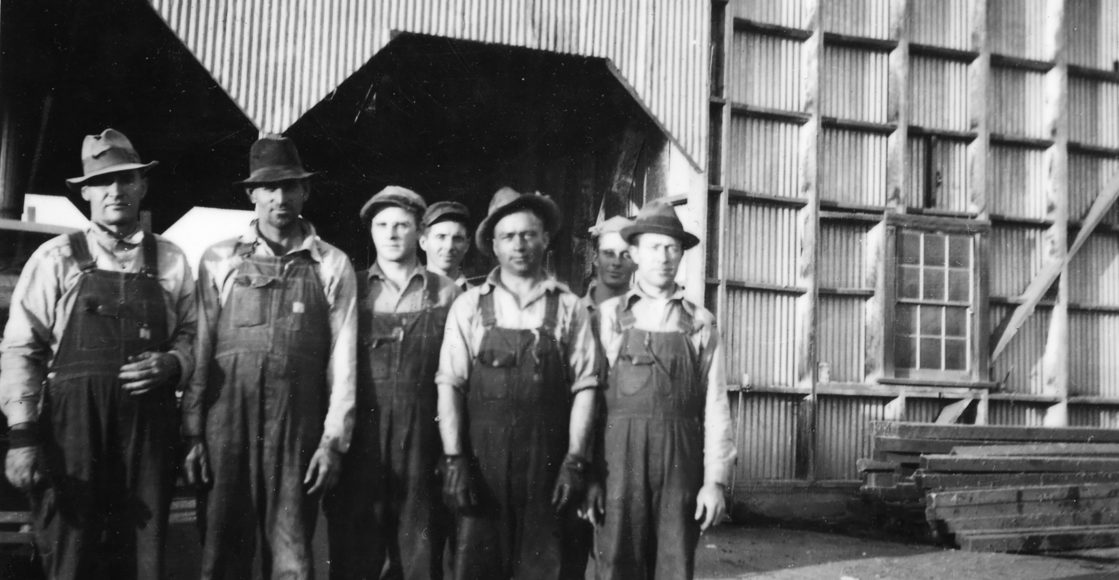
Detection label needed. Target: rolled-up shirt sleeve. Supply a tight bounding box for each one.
[320,254,358,454]
[435,291,477,392]
[700,330,737,486]
[564,300,600,393]
[0,248,61,425]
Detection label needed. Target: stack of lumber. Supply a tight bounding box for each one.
[856,421,1119,552]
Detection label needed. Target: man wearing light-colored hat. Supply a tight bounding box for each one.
[592,200,736,580]
[421,200,475,291]
[1,128,197,579]
[182,134,357,580]
[435,187,599,579]
[325,186,460,580]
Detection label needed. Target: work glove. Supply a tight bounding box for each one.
[551,453,590,513]
[439,454,479,512]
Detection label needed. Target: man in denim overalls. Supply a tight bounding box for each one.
[182,135,358,580]
[434,187,600,580]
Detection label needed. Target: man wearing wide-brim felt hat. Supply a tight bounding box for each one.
[435,186,600,579]
[64,128,160,191]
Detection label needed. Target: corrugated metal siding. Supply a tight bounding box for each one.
[990,67,1047,139]
[988,226,1047,297]
[149,0,709,166]
[987,145,1048,219]
[729,31,804,111]
[821,128,887,206]
[822,46,888,123]
[990,304,1049,395]
[732,0,806,29]
[906,399,947,423]
[733,393,799,480]
[820,0,890,39]
[909,56,968,131]
[1069,152,1119,224]
[907,137,969,212]
[726,289,796,388]
[727,116,803,198]
[1069,77,1119,149]
[820,222,872,289]
[909,0,970,50]
[988,400,1048,426]
[725,201,799,285]
[818,296,866,383]
[1069,406,1119,429]
[1067,0,1119,70]
[1069,234,1119,305]
[1070,311,1119,398]
[987,0,1049,61]
[816,395,885,480]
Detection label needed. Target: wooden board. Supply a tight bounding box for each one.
[958,526,1119,553]
[929,483,1119,507]
[873,422,1119,443]
[874,436,989,454]
[929,498,1119,520]
[0,530,33,545]
[914,471,1119,491]
[941,511,1119,533]
[0,511,31,525]
[920,455,1119,474]
[949,443,1119,457]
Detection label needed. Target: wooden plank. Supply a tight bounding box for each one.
[958,526,1119,553]
[856,458,898,473]
[930,498,1119,520]
[950,443,1119,457]
[921,455,1119,474]
[0,530,33,545]
[929,484,1119,508]
[0,511,31,525]
[875,436,984,454]
[915,471,1119,491]
[873,421,1119,443]
[942,511,1119,533]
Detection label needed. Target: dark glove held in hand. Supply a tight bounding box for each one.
[551,453,590,512]
[440,454,479,512]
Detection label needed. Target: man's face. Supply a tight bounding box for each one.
[492,210,549,277]
[420,220,470,273]
[248,179,308,231]
[595,231,635,290]
[81,170,147,229]
[631,233,684,290]
[370,205,420,263]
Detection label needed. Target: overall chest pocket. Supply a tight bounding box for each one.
[229,275,276,327]
[361,332,400,380]
[473,348,518,400]
[76,297,121,350]
[616,342,656,396]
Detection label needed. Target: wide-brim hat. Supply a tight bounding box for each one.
[475,187,562,256]
[236,134,315,185]
[620,200,700,250]
[360,185,427,223]
[65,129,158,191]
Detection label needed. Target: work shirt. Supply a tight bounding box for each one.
[366,260,460,320]
[0,225,197,425]
[435,268,599,394]
[597,282,737,485]
[183,220,358,453]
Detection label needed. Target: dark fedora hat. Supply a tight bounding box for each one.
[475,187,561,256]
[359,185,427,223]
[620,200,700,250]
[66,129,158,191]
[236,134,315,185]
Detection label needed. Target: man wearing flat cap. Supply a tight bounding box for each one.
[182,134,357,580]
[1,128,196,579]
[435,187,599,579]
[325,186,460,580]
[593,201,736,580]
[421,200,474,292]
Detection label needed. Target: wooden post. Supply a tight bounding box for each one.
[967,0,990,219]
[885,0,909,210]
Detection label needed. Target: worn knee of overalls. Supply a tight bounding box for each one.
[453,292,588,580]
[199,243,331,580]
[326,270,451,580]
[33,232,176,580]
[595,301,705,580]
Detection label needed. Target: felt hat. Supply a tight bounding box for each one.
[620,200,700,250]
[66,129,158,190]
[236,134,315,185]
[588,215,634,238]
[475,187,561,256]
[423,201,471,228]
[359,185,427,223]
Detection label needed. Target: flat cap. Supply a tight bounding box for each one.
[423,201,471,228]
[360,186,427,222]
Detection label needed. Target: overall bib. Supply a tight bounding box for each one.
[33,232,176,580]
[454,292,588,580]
[200,244,331,580]
[326,271,450,580]
[595,304,704,580]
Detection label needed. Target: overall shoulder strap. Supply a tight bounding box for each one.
[479,290,497,329]
[615,297,637,334]
[67,232,97,272]
[539,291,560,335]
[140,233,160,278]
[423,271,442,309]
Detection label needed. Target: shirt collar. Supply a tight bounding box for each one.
[368,260,428,287]
[89,222,145,248]
[479,267,567,296]
[623,281,693,313]
[239,219,325,261]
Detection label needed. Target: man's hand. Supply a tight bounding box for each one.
[182,438,212,488]
[304,446,341,495]
[118,351,181,395]
[694,483,727,532]
[439,454,479,512]
[579,479,605,526]
[551,454,590,513]
[5,447,44,492]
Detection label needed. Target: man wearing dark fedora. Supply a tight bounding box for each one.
[592,201,736,580]
[325,186,461,580]
[1,128,197,579]
[181,134,358,580]
[435,186,599,579]
[420,200,474,291]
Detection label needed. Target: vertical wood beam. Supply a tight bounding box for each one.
[969,0,991,425]
[1041,0,1069,427]
[885,0,909,211]
[794,0,822,481]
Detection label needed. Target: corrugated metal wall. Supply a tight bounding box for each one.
[1069,77,1119,149]
[990,304,1048,395]
[1070,311,1119,398]
[987,145,1048,219]
[822,46,888,123]
[729,32,803,110]
[816,396,886,479]
[990,68,1047,139]
[727,117,803,198]
[987,0,1050,61]
[909,56,968,131]
[1066,0,1119,70]
[724,289,797,387]
[909,0,970,50]
[821,128,887,206]
[149,0,709,167]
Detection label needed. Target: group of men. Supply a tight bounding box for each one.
[0,129,736,580]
